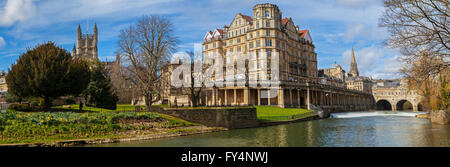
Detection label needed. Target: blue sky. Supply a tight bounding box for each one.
[0,0,403,79]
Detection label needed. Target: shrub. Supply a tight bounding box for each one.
[8,103,31,111]
[30,101,39,108]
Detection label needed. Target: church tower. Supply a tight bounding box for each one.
[72,23,98,61]
[348,47,359,77]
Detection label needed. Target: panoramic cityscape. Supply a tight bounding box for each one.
[0,0,449,153]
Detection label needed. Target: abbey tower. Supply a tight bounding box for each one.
[72,24,98,61]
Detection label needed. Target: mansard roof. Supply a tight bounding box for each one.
[282,17,291,26]
[298,30,312,43]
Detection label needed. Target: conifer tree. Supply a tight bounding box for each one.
[6,42,90,109]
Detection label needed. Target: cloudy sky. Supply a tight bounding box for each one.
[0,0,403,79]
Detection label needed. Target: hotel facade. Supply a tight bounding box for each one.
[165,3,373,111]
[194,3,373,109]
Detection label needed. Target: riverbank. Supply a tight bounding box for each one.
[0,107,226,146]
[0,125,226,147]
[0,105,319,146]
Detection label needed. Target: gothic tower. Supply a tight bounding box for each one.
[348,47,359,77]
[72,23,98,61]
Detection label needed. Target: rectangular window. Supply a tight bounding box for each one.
[266,21,270,27]
[230,48,234,52]
[213,43,216,48]
[256,40,261,47]
[249,42,254,48]
[265,39,272,46]
[237,38,241,43]
[266,30,270,36]
[237,46,241,52]
[205,44,208,50]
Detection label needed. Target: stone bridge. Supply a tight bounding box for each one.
[372,82,423,111]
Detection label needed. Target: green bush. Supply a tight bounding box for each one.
[8,103,31,111]
[30,101,39,108]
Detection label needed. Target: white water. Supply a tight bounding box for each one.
[330,111,428,118]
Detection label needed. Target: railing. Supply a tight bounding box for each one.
[257,112,317,122]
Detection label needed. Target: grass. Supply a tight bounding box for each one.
[255,106,316,122]
[0,104,197,144]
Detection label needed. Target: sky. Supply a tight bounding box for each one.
[0,0,403,79]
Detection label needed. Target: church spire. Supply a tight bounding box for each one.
[348,46,359,77]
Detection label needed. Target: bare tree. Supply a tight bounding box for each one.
[117,15,177,111]
[379,0,449,75]
[186,51,211,107]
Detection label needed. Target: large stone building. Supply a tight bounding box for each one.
[166,3,374,110]
[72,24,98,61]
[318,63,346,88]
[199,3,318,107]
[345,47,373,94]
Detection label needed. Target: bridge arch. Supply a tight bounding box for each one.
[396,100,413,111]
[375,99,392,110]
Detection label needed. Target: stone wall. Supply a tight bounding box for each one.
[158,107,259,129]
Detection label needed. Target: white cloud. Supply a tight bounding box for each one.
[0,36,5,48]
[0,0,36,26]
[371,55,404,79]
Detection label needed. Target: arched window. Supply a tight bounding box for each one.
[265,10,270,18]
[256,12,260,19]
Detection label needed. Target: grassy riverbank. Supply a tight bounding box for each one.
[255,106,316,122]
[0,107,199,144]
[0,104,315,145]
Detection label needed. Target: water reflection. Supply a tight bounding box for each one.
[92,113,450,147]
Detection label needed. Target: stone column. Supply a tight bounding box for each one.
[257,88,261,106]
[268,89,272,106]
[391,103,397,111]
[213,88,217,106]
[306,83,311,110]
[277,88,283,107]
[297,89,300,107]
[413,103,419,112]
[244,88,249,106]
[224,89,228,106]
[234,89,237,105]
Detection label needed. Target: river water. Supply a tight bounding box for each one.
[92,111,450,147]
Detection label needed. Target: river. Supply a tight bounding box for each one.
[92,111,450,147]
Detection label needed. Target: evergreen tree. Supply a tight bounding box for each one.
[83,61,118,110]
[6,42,90,109]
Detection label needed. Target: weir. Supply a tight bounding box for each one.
[330,111,428,118]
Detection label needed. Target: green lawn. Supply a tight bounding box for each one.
[1,105,196,144]
[255,106,316,122]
